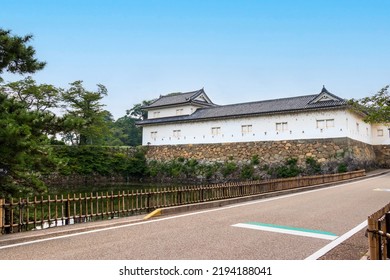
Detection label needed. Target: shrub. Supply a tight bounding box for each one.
[177,157,185,163]
[251,155,260,165]
[186,158,198,167]
[240,164,254,179]
[269,158,302,178]
[146,160,161,177]
[200,162,221,179]
[337,163,348,173]
[221,161,238,177]
[52,145,147,178]
[305,157,322,175]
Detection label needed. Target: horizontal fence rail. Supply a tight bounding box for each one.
[367,202,390,260]
[0,170,365,234]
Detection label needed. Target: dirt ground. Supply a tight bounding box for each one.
[319,228,369,260]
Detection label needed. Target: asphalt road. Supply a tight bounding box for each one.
[1,173,390,260]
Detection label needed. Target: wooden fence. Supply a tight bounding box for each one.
[367,202,390,260]
[0,170,365,234]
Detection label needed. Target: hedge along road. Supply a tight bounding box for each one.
[1,172,390,260]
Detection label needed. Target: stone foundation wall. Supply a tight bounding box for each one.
[373,145,390,167]
[145,137,377,167]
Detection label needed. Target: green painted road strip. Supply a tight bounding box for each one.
[232,222,338,240]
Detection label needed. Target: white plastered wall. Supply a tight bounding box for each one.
[371,124,390,145]
[142,109,386,146]
[148,105,200,119]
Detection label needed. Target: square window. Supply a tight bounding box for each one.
[211,127,221,136]
[150,131,157,140]
[173,130,181,138]
[326,119,334,128]
[316,120,325,129]
[276,122,288,132]
[241,125,252,134]
[377,129,384,137]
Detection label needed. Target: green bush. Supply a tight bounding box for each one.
[52,145,147,178]
[221,161,238,177]
[145,158,201,178]
[185,158,198,168]
[305,157,322,175]
[269,158,302,178]
[251,155,260,165]
[146,160,160,177]
[177,157,185,163]
[200,162,221,179]
[240,164,254,179]
[337,162,348,173]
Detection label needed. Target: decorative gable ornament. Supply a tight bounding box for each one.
[194,94,207,102]
[143,88,215,109]
[308,86,344,104]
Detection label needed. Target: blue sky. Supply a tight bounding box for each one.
[1,0,389,119]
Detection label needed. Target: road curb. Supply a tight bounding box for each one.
[0,216,145,247]
[143,208,162,220]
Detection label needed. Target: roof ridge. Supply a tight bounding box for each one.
[145,88,210,108]
[160,88,203,98]
[204,94,318,109]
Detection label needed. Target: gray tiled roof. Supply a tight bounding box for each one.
[144,88,214,108]
[137,87,347,126]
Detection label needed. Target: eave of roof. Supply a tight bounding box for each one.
[136,98,347,126]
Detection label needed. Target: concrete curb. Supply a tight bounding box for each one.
[0,216,145,247]
[143,209,162,220]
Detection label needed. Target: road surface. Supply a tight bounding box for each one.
[1,172,389,260]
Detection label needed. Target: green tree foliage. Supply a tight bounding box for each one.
[0,77,62,139]
[1,76,61,113]
[53,146,147,178]
[107,116,142,146]
[61,81,110,145]
[349,85,390,125]
[0,29,46,76]
[0,28,145,197]
[0,29,57,197]
[126,99,154,120]
[0,93,58,197]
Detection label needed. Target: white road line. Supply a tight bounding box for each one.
[232,223,338,240]
[373,188,390,192]
[305,220,368,260]
[0,174,385,250]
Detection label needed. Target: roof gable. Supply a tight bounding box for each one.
[192,90,213,104]
[144,88,215,109]
[308,86,344,104]
[194,95,207,102]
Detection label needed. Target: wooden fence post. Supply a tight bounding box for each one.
[0,199,3,233]
[64,194,68,225]
[147,191,152,211]
[368,217,379,260]
[385,213,390,259]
